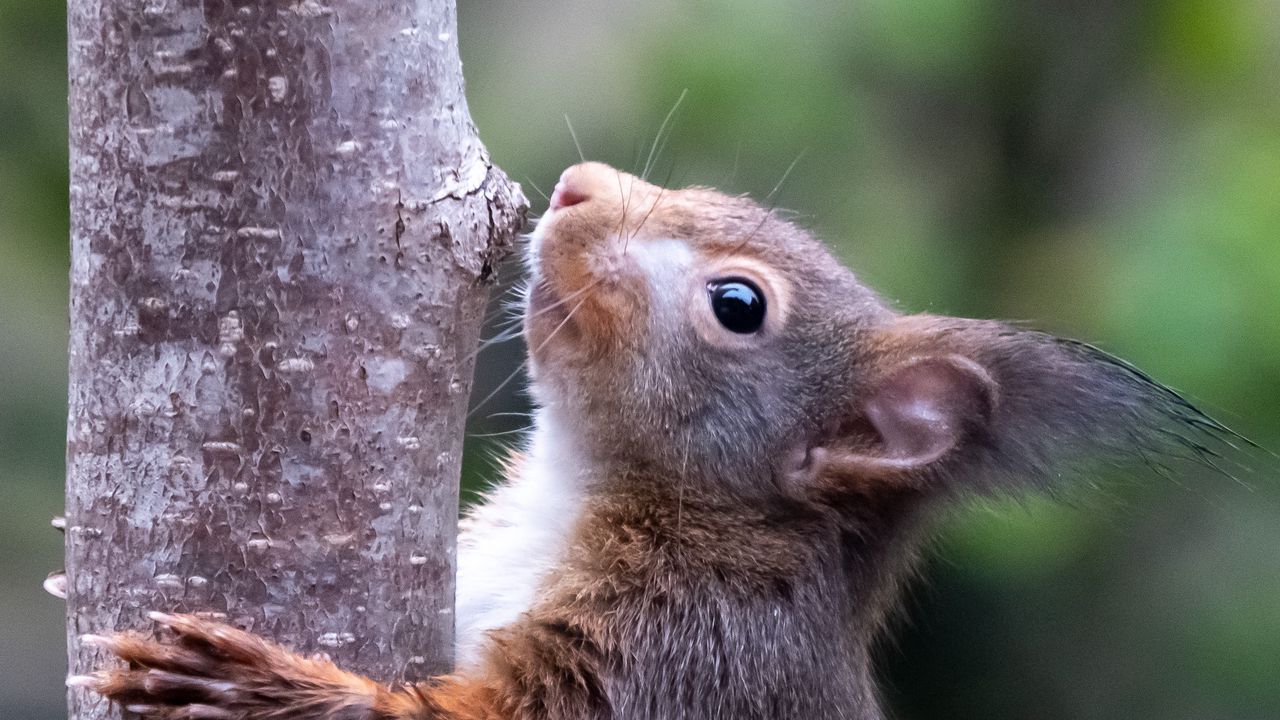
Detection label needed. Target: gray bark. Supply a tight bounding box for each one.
[64,2,526,719]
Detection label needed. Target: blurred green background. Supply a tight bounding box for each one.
[3,0,1278,717]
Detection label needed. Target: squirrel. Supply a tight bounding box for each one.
[71,161,1243,720]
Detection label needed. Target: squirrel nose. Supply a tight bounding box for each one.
[548,162,617,210]
[549,179,588,210]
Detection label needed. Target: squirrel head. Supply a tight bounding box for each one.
[525,161,1238,502]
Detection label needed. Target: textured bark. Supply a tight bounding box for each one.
[64,2,526,719]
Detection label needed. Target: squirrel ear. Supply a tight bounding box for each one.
[824,354,998,482]
[807,314,1244,499]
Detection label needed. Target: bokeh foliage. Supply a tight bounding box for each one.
[1,0,1276,718]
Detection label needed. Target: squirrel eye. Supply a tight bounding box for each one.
[708,278,766,334]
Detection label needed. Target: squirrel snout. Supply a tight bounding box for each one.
[550,162,608,210]
[548,162,643,211]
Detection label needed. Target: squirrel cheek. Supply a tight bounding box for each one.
[528,274,650,362]
[587,284,651,355]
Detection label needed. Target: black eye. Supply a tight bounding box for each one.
[708,278,767,334]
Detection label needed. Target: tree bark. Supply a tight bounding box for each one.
[64,2,526,719]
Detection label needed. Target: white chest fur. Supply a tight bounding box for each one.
[454,407,587,669]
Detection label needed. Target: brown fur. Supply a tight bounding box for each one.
[76,162,1241,719]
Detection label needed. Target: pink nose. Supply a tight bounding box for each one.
[548,168,591,210]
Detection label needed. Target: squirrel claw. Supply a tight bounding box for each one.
[147,610,178,626]
[65,673,101,689]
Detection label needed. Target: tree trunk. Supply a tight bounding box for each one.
[64,2,526,719]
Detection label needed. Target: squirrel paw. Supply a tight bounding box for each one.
[69,612,392,720]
